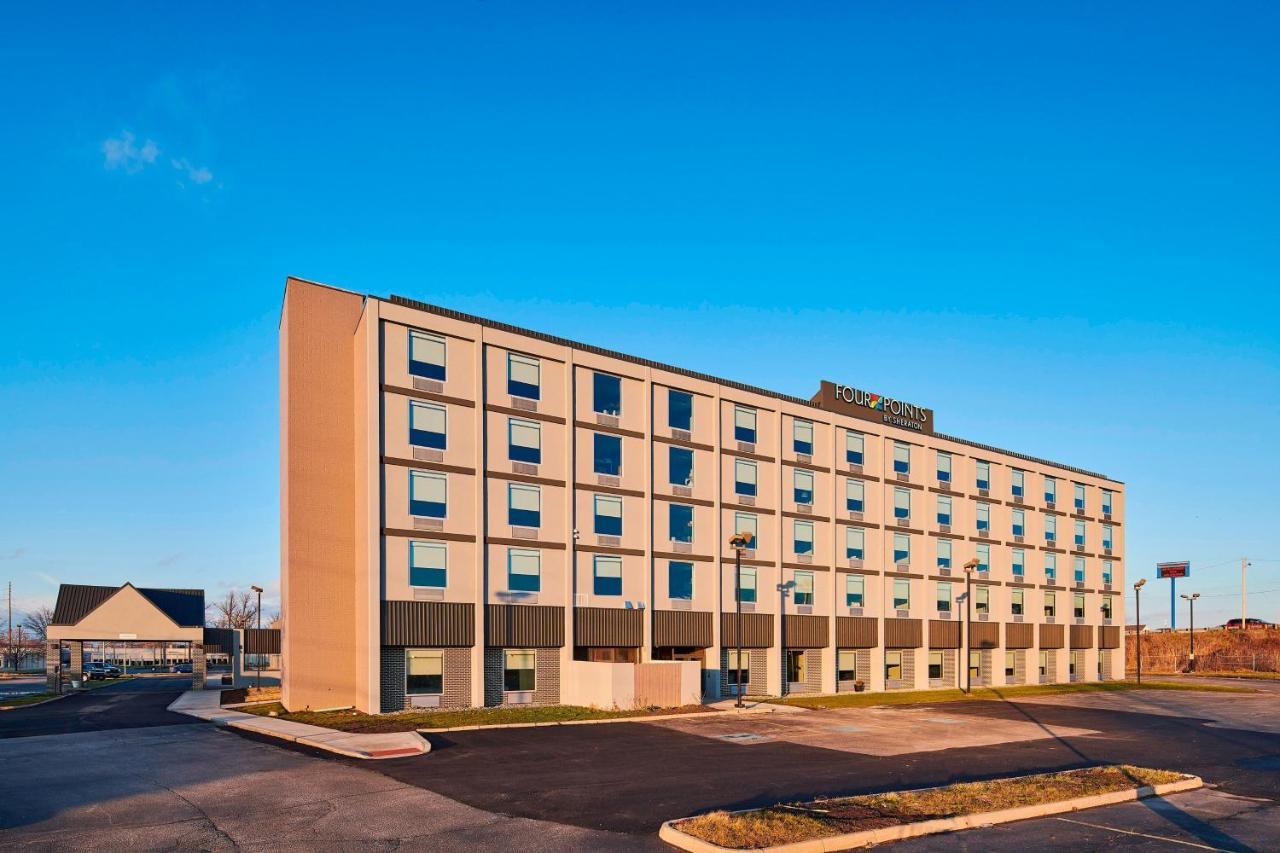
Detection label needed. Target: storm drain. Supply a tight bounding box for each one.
[716,732,772,744]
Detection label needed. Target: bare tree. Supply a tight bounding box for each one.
[21,606,55,641]
[206,590,259,630]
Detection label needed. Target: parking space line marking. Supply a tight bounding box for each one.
[1053,817,1232,851]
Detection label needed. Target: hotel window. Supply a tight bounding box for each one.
[507,548,541,592]
[793,419,814,456]
[1102,490,1113,516]
[409,541,447,588]
[894,487,911,521]
[846,574,864,606]
[893,577,911,609]
[1102,595,1113,620]
[976,503,990,534]
[1074,593,1086,619]
[1045,476,1057,504]
[726,650,750,687]
[1045,514,1057,543]
[846,526,865,560]
[838,650,859,681]
[1045,591,1056,619]
[593,555,623,596]
[734,459,757,497]
[786,650,806,684]
[669,503,693,543]
[508,418,541,464]
[409,470,446,518]
[408,330,446,380]
[1046,553,1057,581]
[734,512,758,543]
[976,461,990,491]
[1074,483,1086,511]
[508,483,541,528]
[734,406,757,443]
[794,520,814,555]
[793,571,814,605]
[969,650,981,682]
[593,372,621,416]
[1012,588,1025,616]
[594,494,623,536]
[668,389,693,431]
[669,446,694,487]
[975,585,990,614]
[976,543,990,572]
[504,649,535,692]
[406,649,443,696]
[794,469,815,505]
[846,478,865,512]
[507,352,540,400]
[1012,548,1025,577]
[1039,650,1048,677]
[893,533,910,565]
[737,566,758,603]
[937,581,952,613]
[1074,557,1086,584]
[846,431,864,465]
[594,433,622,476]
[937,537,952,569]
[893,442,910,474]
[885,650,903,681]
[929,650,944,679]
[936,451,952,482]
[668,561,693,600]
[937,495,952,526]
[1070,651,1079,677]
[1102,560,1113,585]
[409,401,446,449]
[1005,650,1016,678]
[1011,469,1024,498]
[1102,525,1113,550]
[1074,520,1086,549]
[1012,508,1025,537]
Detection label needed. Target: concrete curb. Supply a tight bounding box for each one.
[168,690,430,760]
[658,774,1204,852]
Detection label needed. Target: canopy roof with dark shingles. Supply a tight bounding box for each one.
[51,583,205,628]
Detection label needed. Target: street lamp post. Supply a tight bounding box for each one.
[961,557,980,693]
[1181,592,1200,672]
[1134,578,1146,684]
[250,585,264,690]
[729,532,754,708]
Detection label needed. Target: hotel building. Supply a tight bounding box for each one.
[280,277,1125,713]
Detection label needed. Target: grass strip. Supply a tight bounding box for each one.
[769,678,1252,710]
[677,765,1188,849]
[239,701,713,732]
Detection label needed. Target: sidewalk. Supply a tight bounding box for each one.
[168,690,430,759]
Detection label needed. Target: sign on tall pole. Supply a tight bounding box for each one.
[1157,562,1191,630]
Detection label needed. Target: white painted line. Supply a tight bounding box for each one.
[1053,817,1232,851]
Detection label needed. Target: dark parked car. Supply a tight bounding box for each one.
[83,662,122,680]
[172,662,193,674]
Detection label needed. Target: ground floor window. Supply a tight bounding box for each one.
[969,650,981,682]
[406,649,443,695]
[785,649,805,683]
[1039,651,1048,677]
[1004,650,1016,679]
[837,650,858,681]
[504,649,536,692]
[1069,651,1079,676]
[884,650,903,681]
[727,650,750,686]
[928,650,943,679]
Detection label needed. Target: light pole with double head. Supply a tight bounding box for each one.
[961,557,980,693]
[250,585,264,689]
[1133,578,1146,683]
[1181,592,1200,672]
[729,532,755,708]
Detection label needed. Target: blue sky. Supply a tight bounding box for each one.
[1,2,1278,628]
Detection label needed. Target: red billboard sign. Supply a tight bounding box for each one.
[1157,561,1191,579]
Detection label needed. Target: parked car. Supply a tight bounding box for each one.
[83,663,122,680]
[172,662,193,674]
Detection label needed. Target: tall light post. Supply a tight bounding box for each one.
[729,532,754,708]
[1181,592,1200,672]
[1133,578,1146,684]
[250,585,264,689]
[961,557,980,693]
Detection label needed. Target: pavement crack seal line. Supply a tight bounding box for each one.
[1052,817,1234,851]
[127,767,242,852]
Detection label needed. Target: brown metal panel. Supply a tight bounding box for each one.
[244,628,282,655]
[969,621,1000,649]
[383,601,476,647]
[928,619,961,649]
[1070,624,1095,649]
[574,606,643,647]
[1039,623,1065,649]
[653,610,713,648]
[836,616,878,648]
[720,612,774,648]
[1005,622,1034,649]
[1098,626,1121,649]
[485,604,564,648]
[783,615,829,649]
[202,628,236,655]
[884,618,923,648]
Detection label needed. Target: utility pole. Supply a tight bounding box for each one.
[1242,557,1249,629]
[7,581,12,674]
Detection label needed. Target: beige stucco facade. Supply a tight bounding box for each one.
[281,277,1126,712]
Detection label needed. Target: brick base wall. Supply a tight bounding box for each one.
[885,648,915,690]
[380,647,472,712]
[45,641,59,692]
[837,648,872,691]
[929,649,957,688]
[484,647,560,707]
[783,649,823,694]
[719,647,769,696]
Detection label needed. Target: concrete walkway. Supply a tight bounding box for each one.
[168,690,429,759]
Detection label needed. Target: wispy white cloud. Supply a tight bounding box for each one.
[0,547,26,561]
[102,131,160,173]
[154,553,184,569]
[35,571,59,587]
[171,157,213,185]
